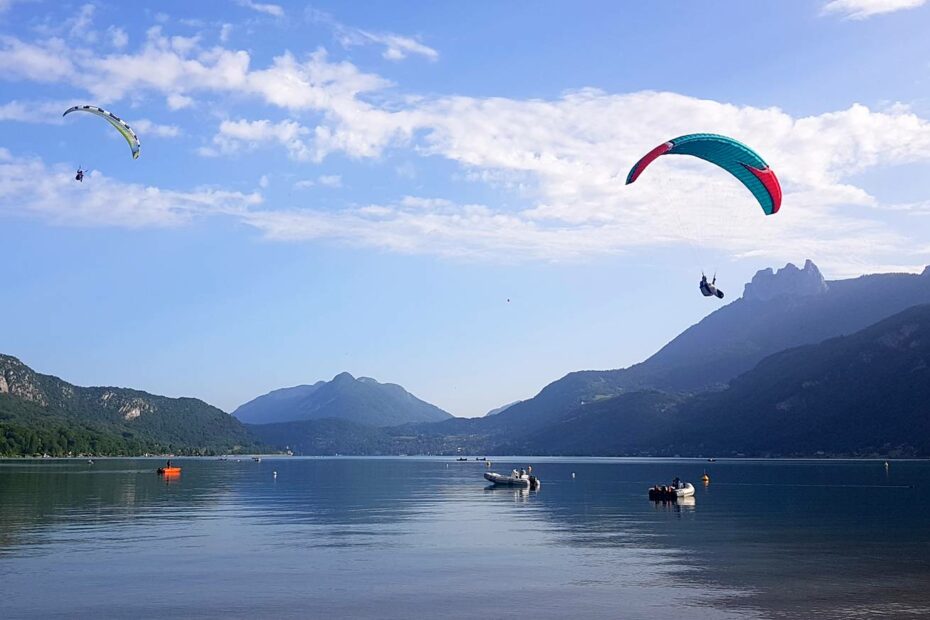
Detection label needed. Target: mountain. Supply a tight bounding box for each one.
[510,304,930,457]
[0,354,255,456]
[248,418,395,455]
[484,400,523,417]
[233,372,453,427]
[492,261,930,427]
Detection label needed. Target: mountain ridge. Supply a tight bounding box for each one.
[234,372,453,427]
[488,261,930,428]
[0,354,255,456]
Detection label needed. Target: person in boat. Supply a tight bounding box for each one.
[166,459,172,469]
[512,468,519,478]
[672,477,681,489]
[699,274,725,299]
[75,168,84,182]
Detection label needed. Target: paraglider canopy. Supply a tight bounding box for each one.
[626,133,781,215]
[63,105,141,160]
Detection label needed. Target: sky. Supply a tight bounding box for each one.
[2,0,930,417]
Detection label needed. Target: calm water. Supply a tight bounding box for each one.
[1,457,929,619]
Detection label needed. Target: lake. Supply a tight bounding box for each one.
[1,457,928,619]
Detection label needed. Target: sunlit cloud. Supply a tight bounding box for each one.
[1,22,929,277]
[822,0,927,19]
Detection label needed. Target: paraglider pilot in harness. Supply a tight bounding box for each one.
[700,274,724,299]
[75,168,84,182]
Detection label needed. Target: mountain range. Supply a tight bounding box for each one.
[4,259,930,458]
[479,260,930,432]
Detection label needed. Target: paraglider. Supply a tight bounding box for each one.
[74,168,84,183]
[626,133,781,299]
[700,274,724,299]
[62,105,141,160]
[626,133,781,214]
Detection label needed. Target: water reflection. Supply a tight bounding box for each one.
[1,458,929,619]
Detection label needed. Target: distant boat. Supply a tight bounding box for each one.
[253,457,262,463]
[157,467,181,475]
[484,471,540,489]
[707,458,717,462]
[456,457,468,461]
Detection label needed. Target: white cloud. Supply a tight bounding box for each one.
[0,36,76,83]
[0,155,261,228]
[258,174,269,188]
[236,0,284,18]
[130,118,181,138]
[2,28,930,275]
[309,9,438,62]
[202,118,312,159]
[293,174,342,189]
[338,29,438,62]
[68,4,96,43]
[0,99,77,122]
[166,93,194,110]
[822,0,926,19]
[219,23,233,43]
[107,26,128,49]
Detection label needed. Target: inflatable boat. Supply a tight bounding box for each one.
[648,482,694,501]
[484,472,540,489]
[157,467,181,475]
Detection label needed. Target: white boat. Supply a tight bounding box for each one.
[648,482,694,500]
[484,472,540,489]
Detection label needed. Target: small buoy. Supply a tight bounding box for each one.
[572,472,576,479]
[702,473,710,484]
[273,471,277,479]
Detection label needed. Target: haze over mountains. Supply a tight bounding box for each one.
[3,260,930,457]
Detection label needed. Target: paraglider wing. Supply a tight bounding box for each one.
[626,133,781,215]
[63,105,141,159]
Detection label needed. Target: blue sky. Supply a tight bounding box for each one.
[2,0,930,416]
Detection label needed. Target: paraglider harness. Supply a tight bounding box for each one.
[75,168,84,183]
[700,274,724,299]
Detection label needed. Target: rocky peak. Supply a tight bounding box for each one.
[743,259,828,302]
[0,354,48,406]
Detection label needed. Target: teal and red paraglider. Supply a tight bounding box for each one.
[626,133,781,215]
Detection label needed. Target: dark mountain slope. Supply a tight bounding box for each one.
[515,304,930,457]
